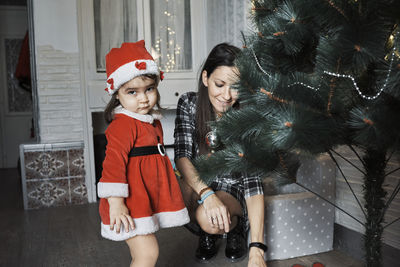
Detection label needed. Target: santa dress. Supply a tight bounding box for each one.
[98,107,189,241]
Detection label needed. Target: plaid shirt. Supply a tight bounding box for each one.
[174,92,198,161]
[173,92,263,200]
[174,92,263,229]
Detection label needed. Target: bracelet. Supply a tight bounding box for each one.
[197,190,215,204]
[249,242,268,252]
[198,186,212,197]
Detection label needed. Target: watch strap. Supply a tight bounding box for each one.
[249,242,268,252]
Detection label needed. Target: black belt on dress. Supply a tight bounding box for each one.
[129,144,166,157]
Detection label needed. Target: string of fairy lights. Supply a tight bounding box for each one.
[251,48,273,78]
[152,0,182,72]
[251,32,399,100]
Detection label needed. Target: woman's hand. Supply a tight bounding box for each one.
[108,197,135,233]
[248,247,267,267]
[202,193,231,232]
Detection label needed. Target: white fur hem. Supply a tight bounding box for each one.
[101,208,190,241]
[101,216,159,241]
[97,182,129,198]
[156,208,190,228]
[114,106,162,124]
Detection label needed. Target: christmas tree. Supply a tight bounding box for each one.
[195,0,400,266]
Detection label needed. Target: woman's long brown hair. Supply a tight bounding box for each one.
[195,43,240,155]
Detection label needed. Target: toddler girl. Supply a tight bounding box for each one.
[97,40,189,267]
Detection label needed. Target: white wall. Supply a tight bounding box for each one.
[33,0,83,143]
[33,0,78,53]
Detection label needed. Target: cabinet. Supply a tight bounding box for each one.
[79,0,207,110]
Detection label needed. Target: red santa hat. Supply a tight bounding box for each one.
[105,40,164,95]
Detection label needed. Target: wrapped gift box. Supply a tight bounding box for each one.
[261,155,336,260]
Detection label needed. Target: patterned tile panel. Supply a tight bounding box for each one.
[68,149,85,176]
[24,150,68,179]
[70,176,88,205]
[26,179,69,209]
[21,143,88,209]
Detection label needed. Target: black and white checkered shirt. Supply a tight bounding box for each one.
[174,92,198,161]
[174,92,264,223]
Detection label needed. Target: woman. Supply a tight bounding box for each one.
[174,43,267,267]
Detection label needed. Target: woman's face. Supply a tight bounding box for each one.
[202,66,239,116]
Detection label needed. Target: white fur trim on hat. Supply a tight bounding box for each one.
[100,208,189,241]
[106,59,159,95]
[97,182,129,198]
[114,105,163,124]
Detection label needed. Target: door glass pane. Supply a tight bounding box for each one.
[150,0,192,72]
[6,38,32,113]
[94,0,138,71]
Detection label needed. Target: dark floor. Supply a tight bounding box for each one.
[0,168,364,267]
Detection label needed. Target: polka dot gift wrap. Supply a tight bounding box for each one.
[258,155,336,260]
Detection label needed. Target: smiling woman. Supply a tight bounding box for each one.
[202,66,239,116]
[174,43,267,266]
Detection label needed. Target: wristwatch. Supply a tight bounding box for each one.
[249,242,268,252]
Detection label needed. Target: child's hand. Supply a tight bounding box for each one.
[108,197,135,233]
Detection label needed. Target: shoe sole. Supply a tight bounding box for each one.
[225,252,247,263]
[195,242,220,264]
[194,254,218,264]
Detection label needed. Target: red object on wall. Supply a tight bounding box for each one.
[15,31,31,87]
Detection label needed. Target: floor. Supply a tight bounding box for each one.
[0,168,365,267]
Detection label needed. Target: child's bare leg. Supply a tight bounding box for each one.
[125,234,159,267]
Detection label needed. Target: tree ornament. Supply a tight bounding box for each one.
[205,127,220,154]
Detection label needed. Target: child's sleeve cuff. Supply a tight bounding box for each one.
[97,182,129,198]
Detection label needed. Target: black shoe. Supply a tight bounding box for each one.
[184,221,201,236]
[195,230,219,263]
[225,216,247,262]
